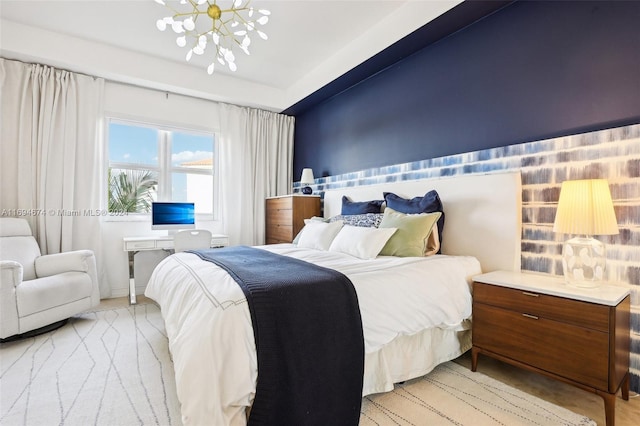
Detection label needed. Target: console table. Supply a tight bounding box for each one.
[123,234,229,304]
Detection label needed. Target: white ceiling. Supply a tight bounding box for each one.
[0,0,461,111]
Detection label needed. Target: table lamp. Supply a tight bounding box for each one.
[552,179,618,287]
[300,168,314,195]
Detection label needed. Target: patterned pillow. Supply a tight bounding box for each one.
[329,213,384,228]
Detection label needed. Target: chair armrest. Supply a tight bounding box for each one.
[35,250,95,277]
[0,261,22,339]
[1,260,23,288]
[35,250,101,306]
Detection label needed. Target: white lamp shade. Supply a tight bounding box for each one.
[300,168,315,185]
[553,179,618,236]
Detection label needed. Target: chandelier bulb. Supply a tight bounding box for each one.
[207,63,215,75]
[186,49,193,61]
[156,19,167,31]
[224,50,235,63]
[183,17,195,31]
[171,21,184,33]
[257,30,268,40]
[176,36,186,47]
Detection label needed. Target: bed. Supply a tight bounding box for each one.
[145,171,522,426]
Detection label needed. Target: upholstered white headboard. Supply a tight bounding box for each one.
[323,171,522,273]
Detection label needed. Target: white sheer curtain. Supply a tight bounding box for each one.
[0,58,109,297]
[218,103,294,246]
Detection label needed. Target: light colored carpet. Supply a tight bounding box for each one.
[0,304,181,426]
[1,303,596,426]
[361,362,595,426]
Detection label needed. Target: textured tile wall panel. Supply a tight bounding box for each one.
[294,123,640,392]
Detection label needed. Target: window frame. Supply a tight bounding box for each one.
[105,116,218,221]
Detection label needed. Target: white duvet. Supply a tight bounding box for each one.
[145,244,481,426]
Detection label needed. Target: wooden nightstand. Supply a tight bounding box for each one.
[265,195,321,244]
[472,271,630,426]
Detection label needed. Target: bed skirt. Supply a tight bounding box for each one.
[363,325,471,396]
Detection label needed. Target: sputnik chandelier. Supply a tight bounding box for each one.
[154,0,270,74]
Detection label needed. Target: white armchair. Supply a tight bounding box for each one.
[0,218,100,340]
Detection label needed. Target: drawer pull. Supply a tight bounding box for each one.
[522,313,539,320]
[522,292,540,297]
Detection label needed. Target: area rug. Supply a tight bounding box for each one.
[360,362,596,426]
[1,303,595,426]
[0,303,181,426]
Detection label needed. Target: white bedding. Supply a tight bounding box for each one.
[145,244,481,426]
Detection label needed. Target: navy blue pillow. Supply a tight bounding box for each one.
[341,196,384,215]
[383,190,445,252]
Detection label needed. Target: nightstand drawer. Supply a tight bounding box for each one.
[473,303,610,390]
[473,282,609,332]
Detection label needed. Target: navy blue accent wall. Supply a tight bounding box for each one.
[292,0,640,178]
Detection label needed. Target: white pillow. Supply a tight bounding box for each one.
[328,225,397,260]
[297,220,344,251]
[292,216,328,245]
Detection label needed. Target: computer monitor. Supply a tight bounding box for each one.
[151,202,195,231]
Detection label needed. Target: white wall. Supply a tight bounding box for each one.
[103,81,223,298]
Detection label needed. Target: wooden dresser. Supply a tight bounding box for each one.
[472,271,630,426]
[265,195,321,244]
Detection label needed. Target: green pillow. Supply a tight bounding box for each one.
[378,207,442,257]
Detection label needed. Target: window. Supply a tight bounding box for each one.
[107,119,215,215]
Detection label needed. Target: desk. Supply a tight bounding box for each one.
[123,234,229,304]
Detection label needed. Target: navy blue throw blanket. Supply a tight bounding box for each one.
[189,246,364,426]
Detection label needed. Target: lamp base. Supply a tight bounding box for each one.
[561,236,606,288]
[301,186,313,195]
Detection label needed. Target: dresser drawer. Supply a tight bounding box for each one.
[266,197,292,211]
[473,303,610,390]
[266,224,293,243]
[473,282,609,332]
[266,208,292,225]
